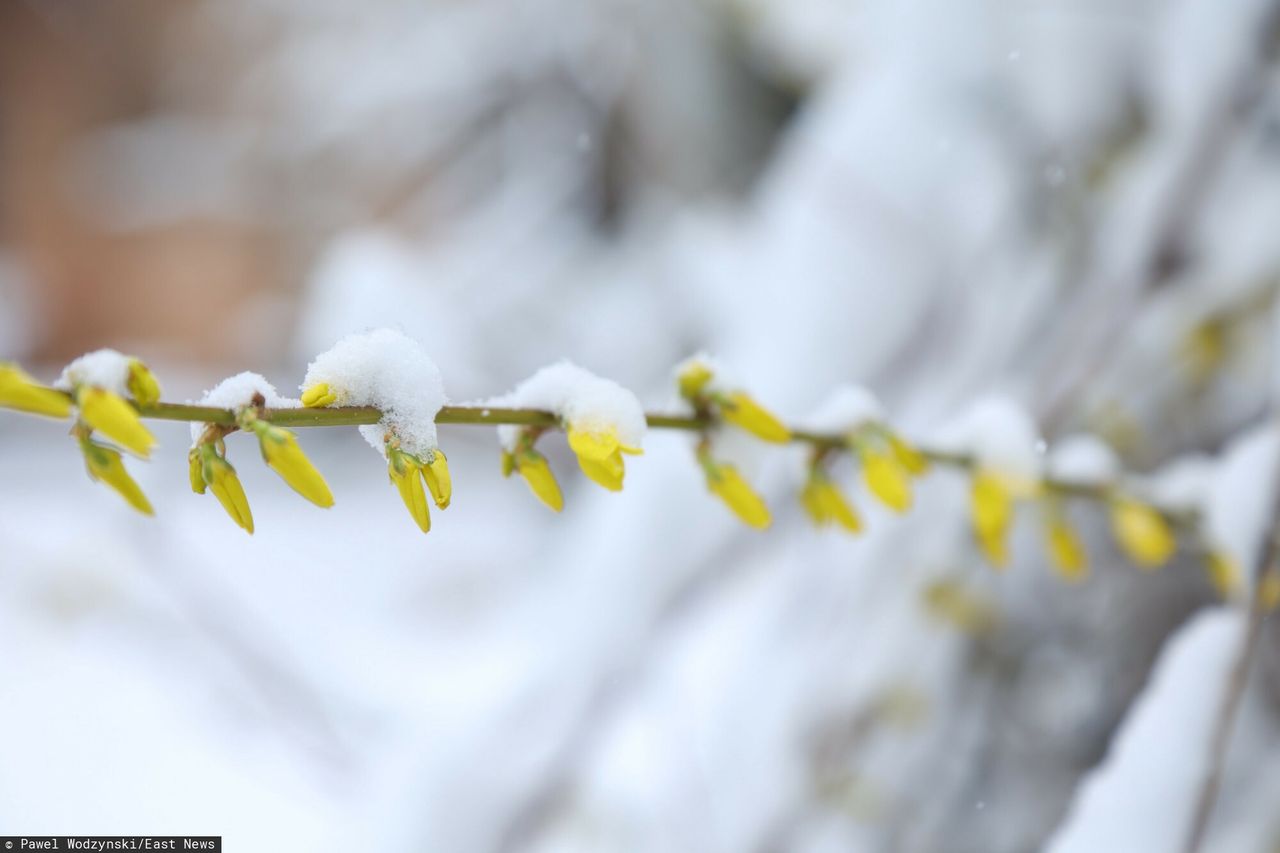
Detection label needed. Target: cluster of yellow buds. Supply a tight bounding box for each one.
[300,379,449,534]
[677,358,790,527]
[61,354,163,514]
[386,443,451,533]
[499,419,644,513]
[187,398,335,534]
[794,424,928,534]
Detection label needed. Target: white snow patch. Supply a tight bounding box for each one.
[488,361,646,453]
[1047,607,1244,853]
[1146,454,1215,515]
[188,372,299,445]
[55,349,134,396]
[1204,426,1280,572]
[797,385,884,434]
[302,328,447,458]
[1047,434,1120,487]
[926,396,1043,483]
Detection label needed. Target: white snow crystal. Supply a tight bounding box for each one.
[797,385,885,434]
[926,396,1043,483]
[55,349,134,395]
[1046,434,1120,487]
[302,328,446,458]
[488,361,646,452]
[188,372,299,445]
[1203,425,1280,572]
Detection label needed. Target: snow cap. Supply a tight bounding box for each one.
[302,328,446,458]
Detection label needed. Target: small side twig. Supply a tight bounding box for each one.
[1180,540,1279,852]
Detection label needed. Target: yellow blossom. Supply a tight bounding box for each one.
[0,363,72,419]
[971,471,1013,567]
[1110,497,1175,569]
[718,391,791,443]
[677,361,714,400]
[706,461,771,529]
[76,386,156,458]
[81,439,153,516]
[578,450,626,492]
[514,449,564,512]
[254,423,334,508]
[422,450,451,509]
[1204,552,1240,600]
[125,359,162,407]
[389,448,430,533]
[1044,512,1088,582]
[861,447,912,513]
[300,382,338,408]
[800,477,862,533]
[567,426,640,492]
[201,446,253,533]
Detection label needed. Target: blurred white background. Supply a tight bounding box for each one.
[3,0,1280,850]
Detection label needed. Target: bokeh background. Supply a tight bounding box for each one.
[3,1,1280,850]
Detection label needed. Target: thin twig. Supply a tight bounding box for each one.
[1181,409,1280,853]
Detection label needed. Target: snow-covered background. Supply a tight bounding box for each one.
[3,0,1280,850]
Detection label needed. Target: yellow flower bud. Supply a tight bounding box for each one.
[861,447,912,513]
[706,462,771,529]
[1260,569,1280,612]
[1204,552,1240,600]
[800,477,862,533]
[500,450,516,478]
[81,439,154,516]
[515,450,564,512]
[1110,497,1175,569]
[971,471,1013,567]
[125,358,162,407]
[922,579,999,636]
[1044,513,1087,582]
[888,433,930,476]
[718,391,791,443]
[677,361,714,400]
[201,447,253,534]
[0,363,72,419]
[422,450,451,509]
[255,424,334,508]
[389,448,430,533]
[76,386,156,458]
[300,383,337,408]
[188,448,207,495]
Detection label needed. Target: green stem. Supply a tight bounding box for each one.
[43,392,1194,526]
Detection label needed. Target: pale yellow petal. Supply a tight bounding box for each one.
[389,450,430,533]
[422,450,452,509]
[578,450,625,492]
[567,427,620,461]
